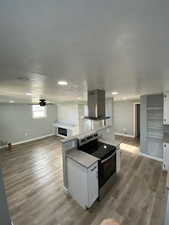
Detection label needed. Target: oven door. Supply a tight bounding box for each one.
[99,151,116,188]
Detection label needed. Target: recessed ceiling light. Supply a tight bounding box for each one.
[57,81,68,86]
[9,100,15,103]
[26,92,32,96]
[112,91,119,95]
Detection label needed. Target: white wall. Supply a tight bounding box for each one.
[56,99,114,134]
[78,104,91,133]
[56,103,79,126]
[114,100,139,137]
[0,104,57,146]
[56,103,92,134]
[106,98,114,127]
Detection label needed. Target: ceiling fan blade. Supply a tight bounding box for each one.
[46,103,55,105]
[28,103,55,105]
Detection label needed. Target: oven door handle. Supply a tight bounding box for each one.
[101,151,116,163]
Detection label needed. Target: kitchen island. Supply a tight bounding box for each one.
[61,126,121,209]
[165,173,169,225]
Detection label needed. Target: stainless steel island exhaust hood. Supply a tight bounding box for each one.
[84,89,110,120]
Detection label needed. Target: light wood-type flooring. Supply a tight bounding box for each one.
[0,136,167,225]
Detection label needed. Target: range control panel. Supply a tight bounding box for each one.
[78,133,98,147]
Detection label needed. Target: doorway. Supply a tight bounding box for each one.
[135,103,140,139]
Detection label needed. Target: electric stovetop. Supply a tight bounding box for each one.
[79,140,116,160]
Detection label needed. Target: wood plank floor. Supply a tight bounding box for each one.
[0,136,167,225]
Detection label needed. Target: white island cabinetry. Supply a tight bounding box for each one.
[165,173,169,225]
[67,151,98,209]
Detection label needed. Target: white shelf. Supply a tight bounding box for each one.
[148,117,163,121]
[147,127,163,130]
[147,107,163,111]
[147,135,163,140]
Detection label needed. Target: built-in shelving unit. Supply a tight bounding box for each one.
[147,96,163,158]
[140,94,163,159]
[147,109,163,140]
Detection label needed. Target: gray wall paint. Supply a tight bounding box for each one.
[0,168,12,225]
[114,100,139,136]
[140,96,147,154]
[0,99,114,146]
[0,104,57,145]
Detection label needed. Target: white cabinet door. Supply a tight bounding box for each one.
[163,143,169,171]
[67,158,88,208]
[116,149,121,173]
[67,158,98,209]
[87,163,98,208]
[164,93,169,125]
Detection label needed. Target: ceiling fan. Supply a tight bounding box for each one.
[28,99,55,106]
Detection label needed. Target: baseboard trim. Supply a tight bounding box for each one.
[140,152,163,162]
[0,145,8,150]
[115,132,135,138]
[0,133,54,150]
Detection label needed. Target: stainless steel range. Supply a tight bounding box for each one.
[78,133,117,189]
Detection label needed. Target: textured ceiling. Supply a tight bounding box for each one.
[0,0,169,103]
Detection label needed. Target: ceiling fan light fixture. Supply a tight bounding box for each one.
[39,99,46,106]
